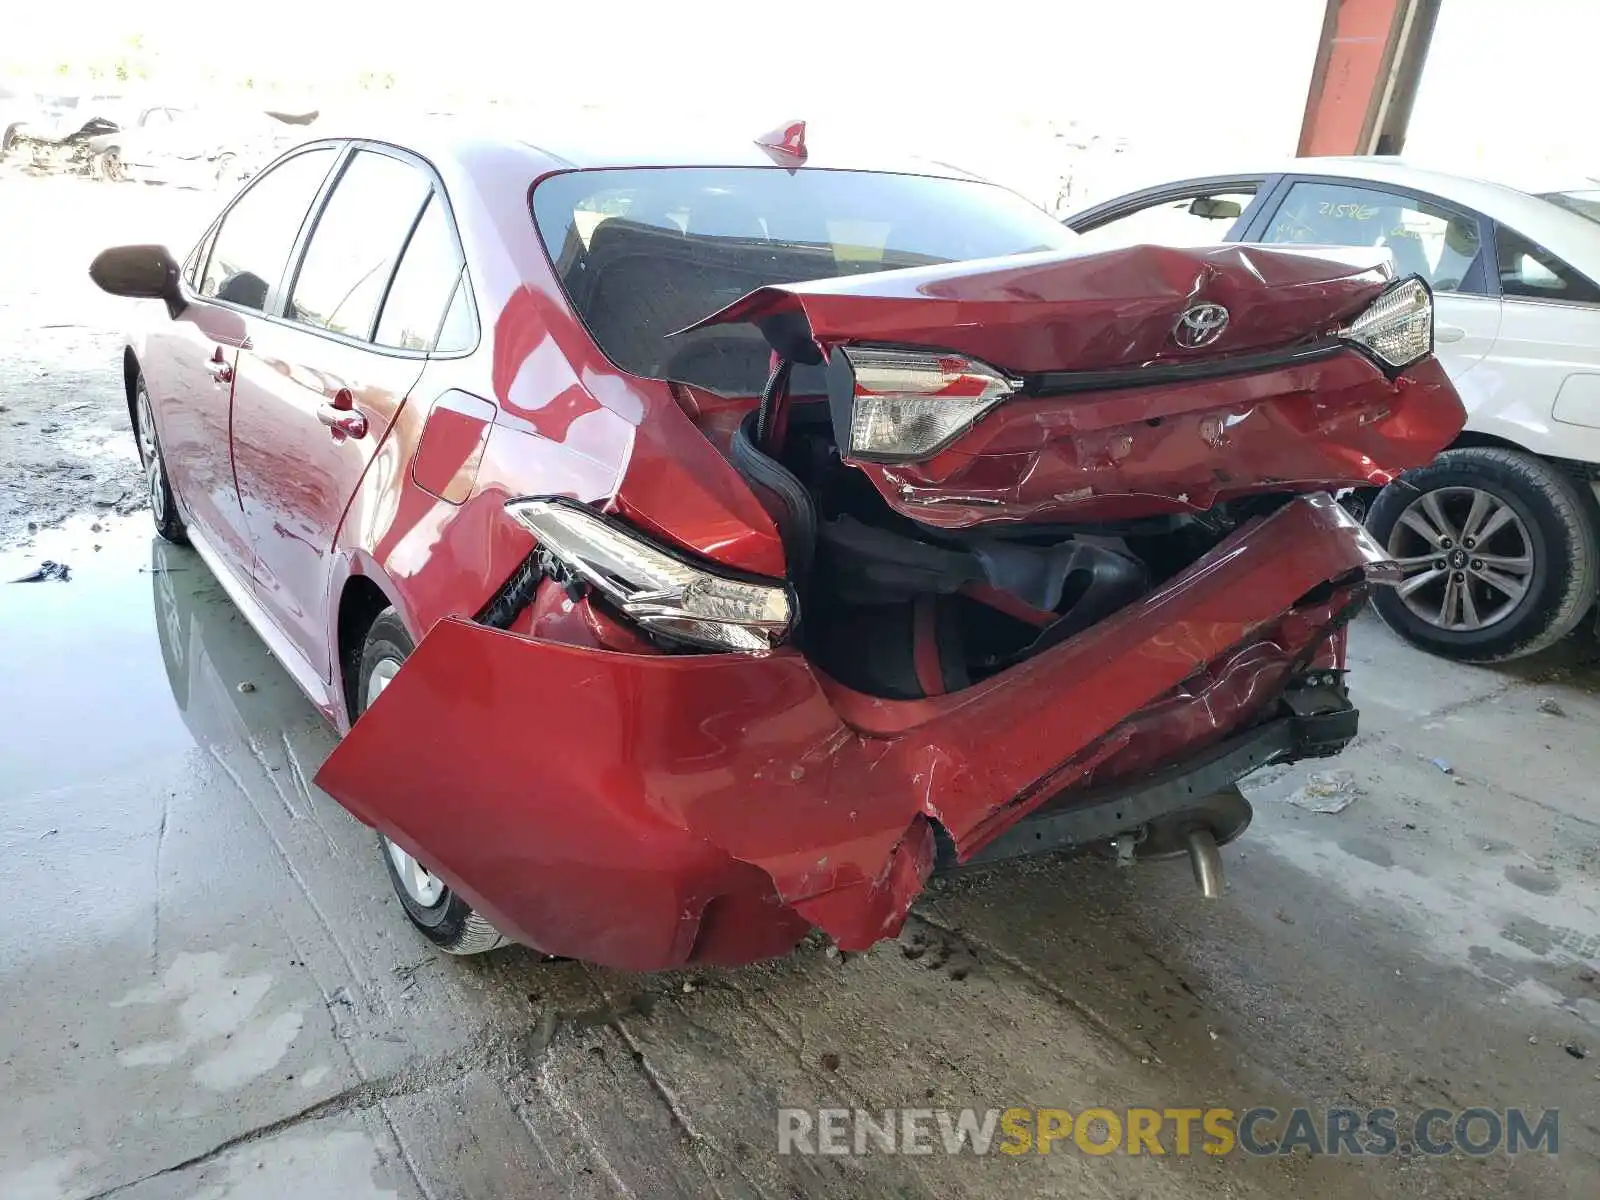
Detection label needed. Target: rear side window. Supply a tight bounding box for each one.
[1261,181,1486,294]
[199,148,336,312]
[1495,226,1600,303]
[287,150,431,339]
[373,194,470,351]
[532,166,1076,396]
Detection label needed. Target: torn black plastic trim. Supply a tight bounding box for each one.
[475,553,545,629]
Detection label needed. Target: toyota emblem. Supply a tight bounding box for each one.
[1173,303,1230,349]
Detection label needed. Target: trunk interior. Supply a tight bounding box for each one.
[735,399,1279,701]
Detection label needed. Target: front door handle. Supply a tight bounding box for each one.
[1435,323,1467,344]
[318,387,367,439]
[318,405,368,439]
[205,346,233,384]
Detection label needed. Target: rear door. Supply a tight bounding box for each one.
[1487,221,1600,438]
[1064,176,1269,251]
[228,144,455,681]
[1252,176,1501,392]
[149,145,340,572]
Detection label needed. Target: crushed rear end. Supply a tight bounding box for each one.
[316,223,1464,970]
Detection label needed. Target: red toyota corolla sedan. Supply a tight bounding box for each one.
[91,120,1465,969]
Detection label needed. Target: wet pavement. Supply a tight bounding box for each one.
[2,512,1598,1199]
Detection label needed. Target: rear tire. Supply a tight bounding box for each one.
[355,608,508,955]
[1366,447,1598,662]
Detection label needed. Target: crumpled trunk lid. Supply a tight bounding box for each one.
[683,243,1466,526]
[684,243,1393,374]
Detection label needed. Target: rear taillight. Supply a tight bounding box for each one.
[504,498,793,654]
[1338,275,1433,371]
[834,346,1019,462]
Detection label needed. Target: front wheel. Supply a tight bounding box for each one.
[356,608,508,955]
[92,147,124,181]
[1367,447,1598,662]
[134,373,187,544]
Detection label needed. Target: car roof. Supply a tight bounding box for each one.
[289,111,986,182]
[1256,156,1567,211]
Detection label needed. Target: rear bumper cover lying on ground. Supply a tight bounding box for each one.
[314,494,1392,971]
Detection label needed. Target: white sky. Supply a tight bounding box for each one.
[8,0,1325,202]
[8,0,1596,202]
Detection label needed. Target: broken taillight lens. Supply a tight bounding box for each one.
[838,346,1019,462]
[1338,275,1433,371]
[504,498,793,653]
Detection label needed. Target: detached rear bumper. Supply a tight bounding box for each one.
[314,494,1390,971]
[947,690,1355,872]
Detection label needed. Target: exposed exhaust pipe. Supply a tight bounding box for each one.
[1185,827,1224,899]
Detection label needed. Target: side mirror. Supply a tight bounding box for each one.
[89,244,187,319]
[1188,196,1244,221]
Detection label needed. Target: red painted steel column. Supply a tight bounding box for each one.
[1297,0,1440,157]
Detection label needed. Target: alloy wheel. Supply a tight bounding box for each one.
[368,656,447,909]
[1385,486,1533,631]
[136,389,165,526]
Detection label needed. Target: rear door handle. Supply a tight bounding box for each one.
[1435,323,1467,344]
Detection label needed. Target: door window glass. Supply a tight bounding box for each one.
[1074,189,1256,250]
[199,148,336,311]
[1261,181,1484,293]
[287,150,431,340]
[1495,226,1600,303]
[1540,191,1600,226]
[185,225,217,289]
[373,194,468,350]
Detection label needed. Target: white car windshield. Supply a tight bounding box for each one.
[1540,190,1600,225]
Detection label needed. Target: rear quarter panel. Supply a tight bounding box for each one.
[327,142,787,727]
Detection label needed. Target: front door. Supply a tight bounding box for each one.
[141,307,248,565]
[156,145,341,573]
[229,147,436,680]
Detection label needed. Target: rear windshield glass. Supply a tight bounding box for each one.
[1541,190,1600,226]
[532,166,1076,395]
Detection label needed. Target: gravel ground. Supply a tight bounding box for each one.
[0,171,212,544]
[2,174,1598,1199]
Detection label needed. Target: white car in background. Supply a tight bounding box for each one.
[1067,159,1600,662]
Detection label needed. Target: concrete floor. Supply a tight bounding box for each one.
[4,511,1598,1200]
[2,176,1598,1199]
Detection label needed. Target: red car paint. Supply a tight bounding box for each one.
[101,125,1465,971]
[688,243,1394,373]
[315,495,1388,968]
[687,246,1464,526]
